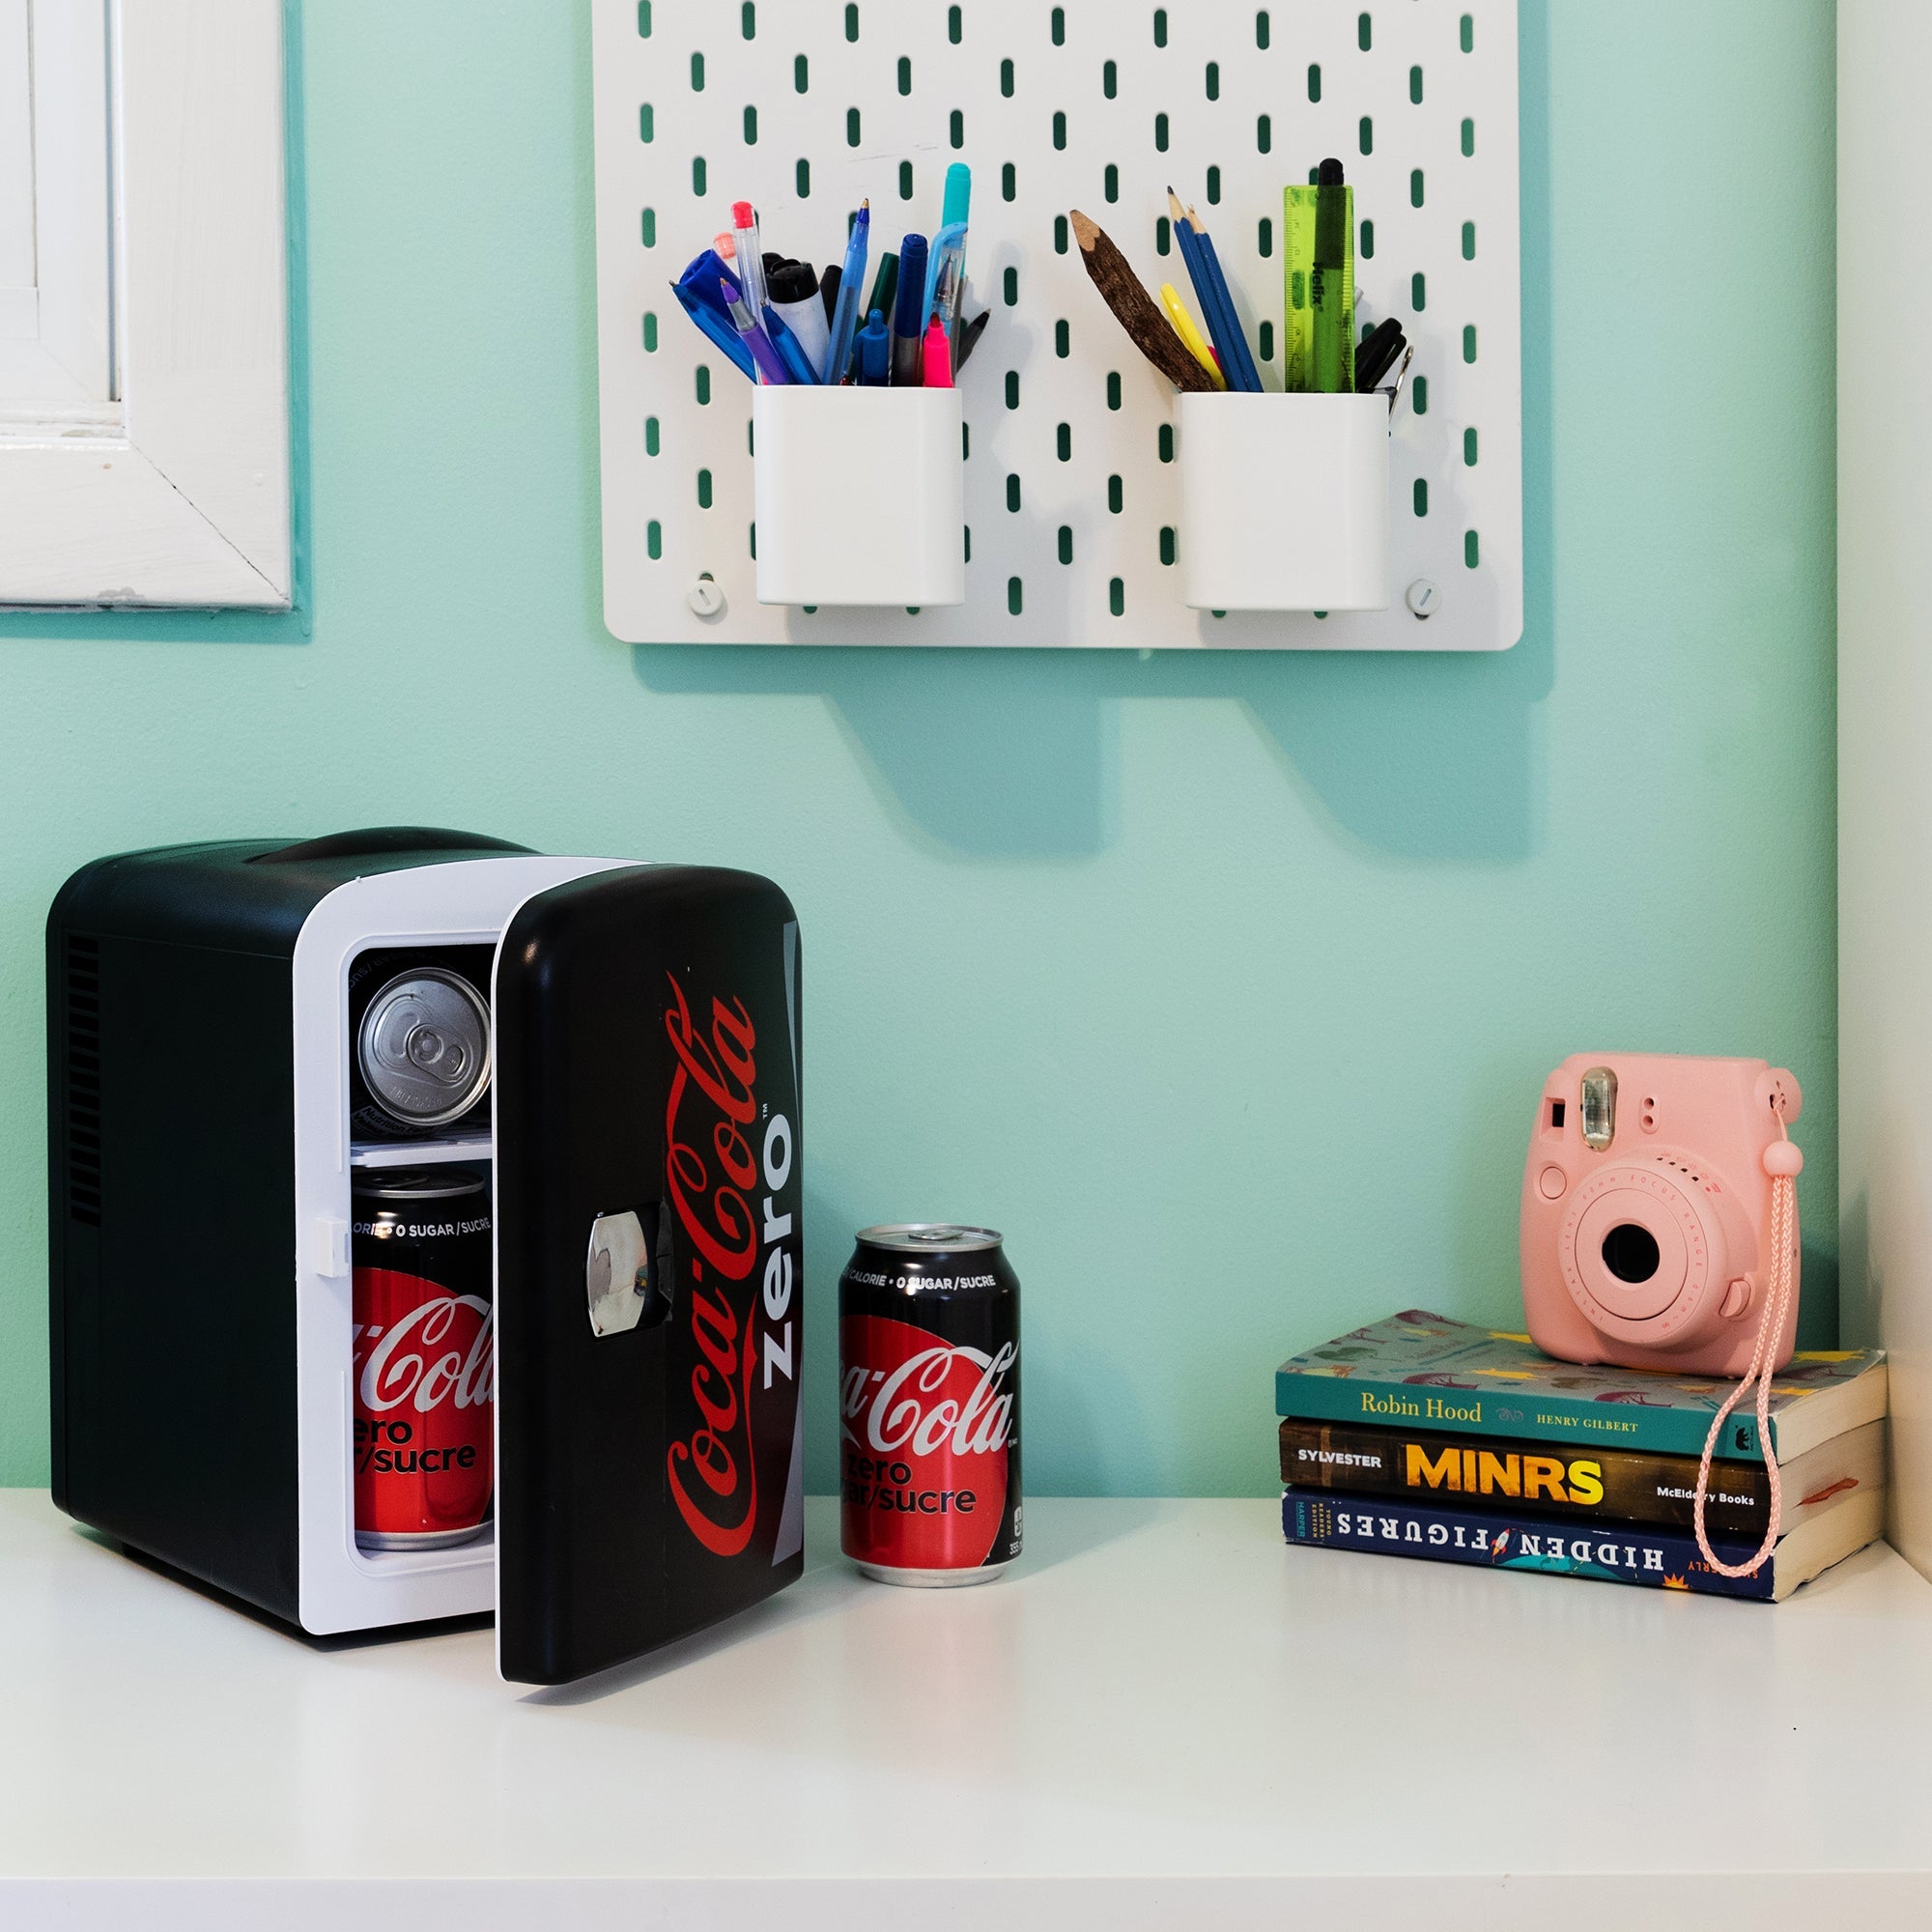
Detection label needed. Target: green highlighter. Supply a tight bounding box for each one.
[1284,158,1354,393]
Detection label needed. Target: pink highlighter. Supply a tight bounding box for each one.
[922,316,953,388]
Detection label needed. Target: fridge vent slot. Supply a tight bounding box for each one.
[65,935,101,1226]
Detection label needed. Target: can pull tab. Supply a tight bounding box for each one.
[585,1211,658,1338]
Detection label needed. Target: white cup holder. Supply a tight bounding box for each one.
[752,386,966,608]
[1177,391,1391,612]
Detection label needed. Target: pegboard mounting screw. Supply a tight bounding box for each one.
[1406,578,1439,619]
[688,573,726,619]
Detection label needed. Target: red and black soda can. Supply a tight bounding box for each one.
[351,1166,496,1550]
[838,1224,1021,1585]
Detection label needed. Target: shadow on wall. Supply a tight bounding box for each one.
[634,13,1556,867]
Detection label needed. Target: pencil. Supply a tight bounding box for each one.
[1159,283,1227,387]
[1167,190,1257,394]
[1068,210,1216,394]
[1167,190,1236,387]
[1184,201,1263,392]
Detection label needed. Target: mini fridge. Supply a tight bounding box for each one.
[45,829,804,1685]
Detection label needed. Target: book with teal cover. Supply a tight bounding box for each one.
[1275,1311,1886,1463]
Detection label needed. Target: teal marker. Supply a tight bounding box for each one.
[929,163,973,367]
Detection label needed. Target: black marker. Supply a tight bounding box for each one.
[953,308,992,372]
[1355,316,1405,390]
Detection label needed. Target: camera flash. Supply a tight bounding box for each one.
[1580,1066,1617,1151]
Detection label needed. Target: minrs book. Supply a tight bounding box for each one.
[1275,1311,1887,1463]
[1281,1488,1886,1604]
[1277,1417,1887,1542]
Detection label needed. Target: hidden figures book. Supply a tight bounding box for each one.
[1281,1487,1886,1603]
[1276,1311,1888,1463]
[1277,1417,1887,1543]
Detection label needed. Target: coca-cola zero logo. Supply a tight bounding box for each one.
[842,1340,1015,1459]
[664,974,797,1557]
[353,1285,495,1414]
[839,1314,1014,1572]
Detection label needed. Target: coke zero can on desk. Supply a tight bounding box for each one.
[351,1167,496,1550]
[839,1225,1021,1585]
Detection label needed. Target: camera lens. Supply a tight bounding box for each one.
[1601,1222,1662,1285]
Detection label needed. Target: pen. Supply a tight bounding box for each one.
[866,251,899,333]
[671,249,758,379]
[856,308,891,384]
[764,306,822,384]
[730,202,770,317]
[672,285,758,380]
[719,271,790,384]
[927,222,970,366]
[1159,282,1227,388]
[891,234,929,384]
[825,200,871,384]
[674,286,759,380]
[922,314,953,388]
[819,264,842,328]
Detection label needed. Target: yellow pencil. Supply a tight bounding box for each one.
[1159,282,1227,388]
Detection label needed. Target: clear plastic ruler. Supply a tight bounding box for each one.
[591,0,1521,649]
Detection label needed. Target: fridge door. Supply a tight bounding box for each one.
[492,865,804,1685]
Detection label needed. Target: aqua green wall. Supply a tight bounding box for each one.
[0,2,1835,1494]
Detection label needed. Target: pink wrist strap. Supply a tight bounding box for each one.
[1690,1108,1801,1579]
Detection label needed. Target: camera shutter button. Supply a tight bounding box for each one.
[1720,1276,1754,1321]
[1538,1165,1568,1201]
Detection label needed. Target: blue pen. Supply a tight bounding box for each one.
[891,234,929,384]
[924,221,967,329]
[672,251,758,379]
[672,280,757,381]
[719,271,791,384]
[765,307,820,384]
[856,308,891,384]
[926,161,971,322]
[824,200,871,383]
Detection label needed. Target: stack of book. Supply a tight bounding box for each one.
[1277,1311,1889,1600]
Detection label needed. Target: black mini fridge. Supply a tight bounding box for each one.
[46,829,804,1685]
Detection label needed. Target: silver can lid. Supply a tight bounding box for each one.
[356,968,492,1127]
[856,1223,1004,1253]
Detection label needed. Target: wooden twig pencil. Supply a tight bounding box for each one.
[1068,210,1217,394]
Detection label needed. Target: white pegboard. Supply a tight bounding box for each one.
[590,0,1521,649]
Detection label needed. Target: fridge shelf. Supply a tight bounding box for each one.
[349,1137,495,1170]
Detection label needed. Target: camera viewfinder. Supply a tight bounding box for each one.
[1580,1066,1617,1151]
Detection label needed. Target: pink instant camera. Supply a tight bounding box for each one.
[1520,1053,1803,1377]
